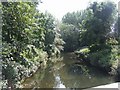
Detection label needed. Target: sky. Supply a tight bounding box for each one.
[37,0,119,20]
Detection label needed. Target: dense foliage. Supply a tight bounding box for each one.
[1,2,64,88]
[74,1,119,75]
[60,11,87,52]
[60,24,80,52]
[62,11,86,28]
[1,1,120,89]
[60,1,119,75]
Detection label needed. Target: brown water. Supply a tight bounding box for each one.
[22,53,116,89]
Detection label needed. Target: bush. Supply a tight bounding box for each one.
[88,46,119,75]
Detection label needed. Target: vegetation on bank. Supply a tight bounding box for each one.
[1,1,120,89]
[1,1,64,88]
[60,1,120,75]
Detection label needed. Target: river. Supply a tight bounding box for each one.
[22,53,116,89]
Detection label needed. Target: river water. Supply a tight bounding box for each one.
[22,53,116,89]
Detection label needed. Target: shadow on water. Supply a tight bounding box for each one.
[22,52,116,88]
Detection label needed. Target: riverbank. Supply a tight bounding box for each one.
[74,46,120,77]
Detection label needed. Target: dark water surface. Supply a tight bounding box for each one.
[22,53,116,88]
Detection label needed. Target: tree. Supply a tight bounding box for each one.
[61,11,89,51]
[2,2,40,88]
[78,1,119,74]
[60,24,80,52]
[80,1,117,50]
[44,12,64,57]
[2,2,64,88]
[62,11,86,28]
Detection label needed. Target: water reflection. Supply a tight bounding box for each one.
[54,74,66,88]
[22,53,116,88]
[59,65,114,88]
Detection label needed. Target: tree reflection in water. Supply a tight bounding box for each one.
[22,53,116,88]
